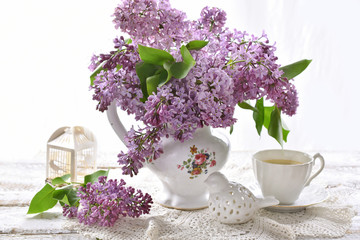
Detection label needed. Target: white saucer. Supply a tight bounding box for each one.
[248,183,329,213]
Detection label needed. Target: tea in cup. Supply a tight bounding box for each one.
[252,149,325,205]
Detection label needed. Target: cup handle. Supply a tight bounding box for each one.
[304,153,325,187]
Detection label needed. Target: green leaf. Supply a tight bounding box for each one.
[263,105,290,143]
[84,169,109,185]
[238,100,290,146]
[90,65,105,86]
[238,99,264,135]
[61,194,70,206]
[159,61,173,87]
[53,188,70,205]
[186,40,209,50]
[53,185,79,206]
[138,44,174,65]
[146,69,168,95]
[238,101,258,112]
[51,174,71,185]
[27,184,58,214]
[170,46,196,79]
[267,106,283,147]
[66,188,79,206]
[116,64,122,71]
[229,125,234,134]
[135,62,161,102]
[263,106,275,129]
[170,62,192,79]
[180,45,195,65]
[253,98,264,135]
[282,121,290,143]
[280,59,312,80]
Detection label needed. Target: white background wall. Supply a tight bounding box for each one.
[1,0,359,162]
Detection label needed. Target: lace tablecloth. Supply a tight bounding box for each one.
[66,151,358,240]
[0,151,359,239]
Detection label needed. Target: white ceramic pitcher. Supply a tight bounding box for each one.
[106,102,230,210]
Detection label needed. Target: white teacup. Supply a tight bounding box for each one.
[252,149,325,205]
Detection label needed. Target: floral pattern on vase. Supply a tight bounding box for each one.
[177,145,216,179]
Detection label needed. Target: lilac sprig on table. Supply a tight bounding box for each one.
[75,176,152,227]
[89,0,311,176]
[28,171,153,227]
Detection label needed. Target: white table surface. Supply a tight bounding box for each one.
[0,151,359,239]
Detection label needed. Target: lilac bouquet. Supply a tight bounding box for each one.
[90,0,310,177]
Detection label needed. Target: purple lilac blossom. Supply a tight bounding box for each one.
[90,37,145,116]
[199,7,227,34]
[62,204,78,218]
[113,0,191,50]
[76,176,152,227]
[90,0,299,176]
[117,125,165,176]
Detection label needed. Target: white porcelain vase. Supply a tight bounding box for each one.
[107,102,230,210]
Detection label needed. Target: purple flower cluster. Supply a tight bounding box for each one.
[117,126,164,176]
[113,0,191,50]
[62,176,152,227]
[62,204,78,218]
[199,7,227,33]
[223,31,299,115]
[76,176,152,227]
[90,37,145,115]
[90,0,300,176]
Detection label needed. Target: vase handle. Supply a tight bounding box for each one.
[106,101,127,145]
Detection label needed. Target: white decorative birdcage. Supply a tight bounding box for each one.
[46,126,97,182]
